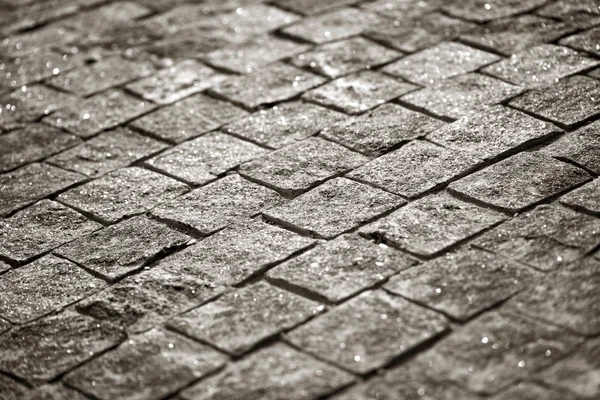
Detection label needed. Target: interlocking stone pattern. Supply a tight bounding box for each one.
[0,0,599,398]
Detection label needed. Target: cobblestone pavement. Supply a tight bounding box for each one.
[1,0,600,399]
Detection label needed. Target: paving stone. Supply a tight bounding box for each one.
[57,167,189,224]
[286,290,447,374]
[384,42,499,86]
[204,35,310,74]
[482,45,600,88]
[65,328,226,400]
[0,374,28,400]
[63,1,151,32]
[0,199,100,263]
[0,310,125,384]
[55,216,189,281]
[268,234,418,303]
[43,89,157,138]
[181,343,355,400]
[362,0,445,20]
[224,101,345,149]
[561,179,600,215]
[25,384,90,400]
[138,4,227,36]
[0,50,85,89]
[291,37,401,79]
[265,177,404,239]
[449,152,590,213]
[560,26,600,57]
[145,131,266,186]
[385,248,537,321]
[443,0,547,22]
[281,8,382,44]
[474,204,600,271]
[542,121,600,173]
[491,382,567,400]
[348,140,482,198]
[130,93,247,144]
[239,137,367,195]
[589,67,600,79]
[0,163,85,217]
[359,192,505,257]
[537,0,600,29]
[170,281,323,355]
[320,103,445,156]
[0,23,80,57]
[274,0,359,15]
[125,60,229,105]
[209,62,326,109]
[427,105,559,161]
[0,254,105,324]
[0,262,10,275]
[403,73,522,119]
[151,175,281,235]
[304,71,416,115]
[461,15,578,56]
[0,123,80,172]
[509,75,600,128]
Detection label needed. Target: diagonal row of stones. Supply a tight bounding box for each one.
[1,0,600,399]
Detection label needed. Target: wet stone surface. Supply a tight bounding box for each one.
[0,262,10,275]
[560,26,600,57]
[443,0,547,22]
[491,383,568,400]
[561,178,600,215]
[274,0,359,16]
[21,384,91,400]
[0,374,28,400]
[536,0,600,29]
[542,120,600,174]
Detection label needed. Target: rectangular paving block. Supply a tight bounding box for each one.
[362,0,445,20]
[537,0,600,29]
[541,120,600,173]
[443,0,547,22]
[560,178,600,215]
[63,1,151,32]
[560,26,600,57]
[274,0,359,15]
[0,23,80,57]
[0,50,85,89]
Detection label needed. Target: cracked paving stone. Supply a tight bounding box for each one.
[542,120,600,173]
[427,105,559,161]
[181,343,355,400]
[0,199,100,263]
[0,310,125,384]
[320,103,445,156]
[281,8,382,44]
[0,50,85,89]
[348,140,482,198]
[474,204,600,271]
[46,56,154,97]
[239,137,367,195]
[264,177,404,239]
[537,336,600,399]
[151,174,281,235]
[291,37,402,79]
[57,166,189,224]
[561,179,600,215]
[385,247,538,321]
[561,26,600,57]
[65,328,226,400]
[145,131,267,186]
[303,71,417,115]
[130,93,247,144]
[204,35,310,74]
[492,382,567,400]
[285,290,448,374]
[449,152,590,213]
[273,0,359,15]
[43,89,157,138]
[443,0,547,22]
[461,15,578,56]
[169,281,323,355]
[537,0,600,29]
[424,311,581,394]
[126,60,229,105]
[23,384,90,400]
[209,62,326,109]
[224,101,345,149]
[509,75,600,128]
[402,73,522,119]
[0,254,105,324]
[384,42,499,86]
[482,44,600,88]
[359,192,505,257]
[0,162,84,217]
[0,123,81,173]
[55,216,189,282]
[267,234,418,303]
[0,23,80,57]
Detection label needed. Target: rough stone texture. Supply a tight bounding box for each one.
[151,174,280,235]
[590,68,600,79]
[57,167,189,224]
[320,103,445,156]
[65,328,226,400]
[443,0,547,22]
[239,137,367,195]
[348,140,482,198]
[224,101,345,149]
[385,248,538,321]
[303,71,416,115]
[542,120,600,173]
[0,50,84,88]
[0,262,10,275]
[0,310,125,384]
[537,0,600,29]
[0,23,80,57]
[181,343,355,400]
[474,204,600,271]
[47,127,167,178]
[560,26,600,57]
[509,75,600,128]
[561,178,600,215]
[265,177,404,239]
[491,383,567,400]
[0,199,100,263]
[285,290,448,374]
[359,192,505,257]
[62,1,151,33]
[170,281,323,355]
[0,374,28,400]
[361,0,446,20]
[22,384,91,400]
[274,0,359,15]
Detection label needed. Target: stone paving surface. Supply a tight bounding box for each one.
[0,0,599,399]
